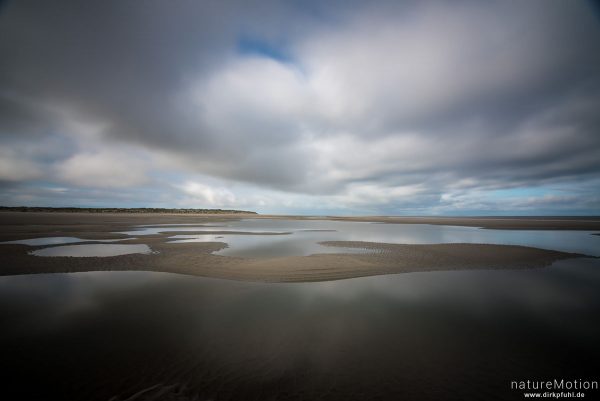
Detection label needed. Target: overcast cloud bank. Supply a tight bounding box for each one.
[1,0,599,214]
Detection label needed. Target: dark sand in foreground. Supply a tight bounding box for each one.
[0,212,595,282]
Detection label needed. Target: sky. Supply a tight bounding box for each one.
[1,0,600,215]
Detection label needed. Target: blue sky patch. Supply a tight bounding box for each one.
[237,36,293,63]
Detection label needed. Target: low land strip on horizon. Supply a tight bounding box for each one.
[0,206,257,214]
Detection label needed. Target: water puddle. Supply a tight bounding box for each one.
[169,233,372,258]
[117,224,289,236]
[30,244,154,257]
[16,220,598,260]
[163,219,600,258]
[2,258,599,400]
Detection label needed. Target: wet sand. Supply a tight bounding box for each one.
[0,212,594,282]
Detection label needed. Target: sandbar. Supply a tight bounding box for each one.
[0,212,594,282]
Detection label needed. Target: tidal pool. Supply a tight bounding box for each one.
[161,219,600,258]
[170,232,373,257]
[10,219,599,260]
[1,257,598,400]
[29,243,153,257]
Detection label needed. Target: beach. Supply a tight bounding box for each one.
[2,212,599,400]
[1,212,596,282]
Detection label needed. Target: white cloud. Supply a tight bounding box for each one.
[0,148,43,181]
[55,151,149,188]
[297,0,597,131]
[178,181,237,207]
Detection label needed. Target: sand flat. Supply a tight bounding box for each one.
[0,212,594,282]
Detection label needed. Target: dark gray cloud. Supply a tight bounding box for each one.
[0,0,331,188]
[1,0,599,213]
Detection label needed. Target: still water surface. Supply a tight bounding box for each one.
[15,219,599,258]
[2,221,599,399]
[1,257,599,400]
[148,219,600,257]
[29,243,153,257]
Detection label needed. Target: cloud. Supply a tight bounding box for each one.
[55,151,150,188]
[1,0,599,213]
[0,148,43,182]
[179,182,237,208]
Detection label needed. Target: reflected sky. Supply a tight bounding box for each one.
[7,220,599,259]
[163,219,600,257]
[170,231,372,257]
[115,223,290,236]
[1,258,599,400]
[29,244,153,257]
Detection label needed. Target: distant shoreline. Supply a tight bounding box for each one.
[1,209,600,230]
[0,206,257,214]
